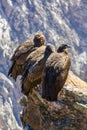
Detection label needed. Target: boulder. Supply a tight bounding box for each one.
[20,71,87,130]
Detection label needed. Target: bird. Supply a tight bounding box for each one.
[42,44,71,101]
[8,32,46,80]
[21,44,56,96]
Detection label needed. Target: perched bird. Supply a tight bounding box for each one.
[42,44,71,101]
[21,44,56,96]
[8,32,46,80]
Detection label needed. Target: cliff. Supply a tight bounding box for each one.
[0,73,22,130]
[20,71,87,130]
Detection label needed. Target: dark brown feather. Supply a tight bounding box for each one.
[42,47,71,101]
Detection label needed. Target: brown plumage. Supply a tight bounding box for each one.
[21,44,56,96]
[42,44,71,101]
[8,32,46,80]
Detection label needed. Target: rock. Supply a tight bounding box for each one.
[0,0,87,81]
[20,71,87,130]
[0,73,22,130]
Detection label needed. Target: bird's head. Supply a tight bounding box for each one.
[33,32,46,47]
[57,44,70,53]
[46,44,56,53]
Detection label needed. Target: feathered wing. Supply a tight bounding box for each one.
[42,52,71,101]
[22,46,45,79]
[8,61,20,80]
[26,44,56,82]
[11,40,34,61]
[8,40,36,80]
[21,45,54,95]
[21,46,46,95]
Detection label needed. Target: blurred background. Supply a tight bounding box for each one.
[0,0,87,129]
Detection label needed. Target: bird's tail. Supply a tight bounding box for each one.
[8,61,15,76]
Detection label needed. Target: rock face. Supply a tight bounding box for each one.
[0,0,87,129]
[0,73,22,130]
[20,71,87,130]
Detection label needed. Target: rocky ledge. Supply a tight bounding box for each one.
[20,71,87,130]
